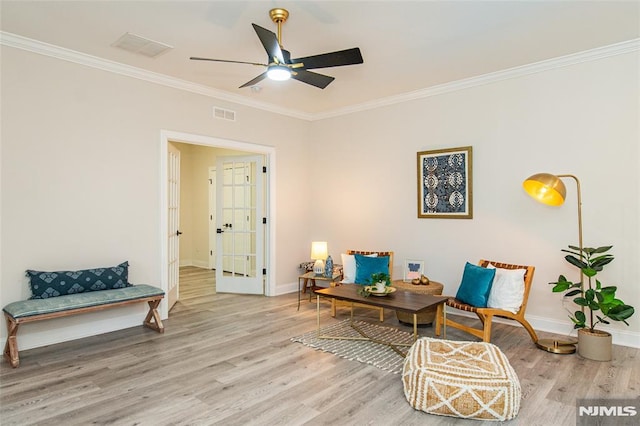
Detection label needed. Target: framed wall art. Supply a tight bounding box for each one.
[417,146,473,219]
[404,259,425,282]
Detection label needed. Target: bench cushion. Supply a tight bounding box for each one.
[4,284,164,319]
[402,338,521,421]
[26,261,130,299]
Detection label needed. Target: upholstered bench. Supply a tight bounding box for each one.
[4,284,165,368]
[402,337,521,421]
[4,261,165,368]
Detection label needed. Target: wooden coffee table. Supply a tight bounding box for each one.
[313,285,448,356]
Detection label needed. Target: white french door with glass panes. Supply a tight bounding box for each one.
[215,155,264,294]
[208,167,216,269]
[167,143,181,310]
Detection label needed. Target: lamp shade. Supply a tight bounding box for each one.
[523,173,567,206]
[310,241,328,260]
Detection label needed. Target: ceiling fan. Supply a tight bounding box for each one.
[190,8,363,89]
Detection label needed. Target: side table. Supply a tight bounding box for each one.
[393,279,444,325]
[298,271,342,311]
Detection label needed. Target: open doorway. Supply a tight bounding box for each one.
[159,130,276,319]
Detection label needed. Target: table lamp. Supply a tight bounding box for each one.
[310,241,328,276]
[523,172,582,354]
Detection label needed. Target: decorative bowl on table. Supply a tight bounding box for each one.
[364,286,396,296]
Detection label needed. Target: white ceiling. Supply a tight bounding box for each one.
[2,1,638,116]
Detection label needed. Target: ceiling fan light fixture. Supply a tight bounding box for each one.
[266,65,291,81]
[192,7,363,89]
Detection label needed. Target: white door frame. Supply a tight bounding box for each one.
[159,130,276,319]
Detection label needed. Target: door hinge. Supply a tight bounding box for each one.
[262,166,267,173]
[262,217,267,224]
[262,268,267,275]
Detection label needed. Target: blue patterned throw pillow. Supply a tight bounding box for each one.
[27,261,130,299]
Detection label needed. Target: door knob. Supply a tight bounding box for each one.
[176,230,183,236]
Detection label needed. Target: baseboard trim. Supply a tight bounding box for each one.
[179,260,209,269]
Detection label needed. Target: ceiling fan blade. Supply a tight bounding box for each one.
[290,69,335,89]
[190,57,267,67]
[239,72,268,88]
[252,23,285,64]
[291,47,363,70]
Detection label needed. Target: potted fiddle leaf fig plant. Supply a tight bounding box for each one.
[550,245,635,361]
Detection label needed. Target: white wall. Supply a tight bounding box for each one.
[310,51,639,347]
[1,43,638,351]
[0,46,312,350]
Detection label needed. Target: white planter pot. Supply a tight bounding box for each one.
[577,328,612,361]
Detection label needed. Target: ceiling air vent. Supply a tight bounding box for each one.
[112,32,173,58]
[213,107,236,121]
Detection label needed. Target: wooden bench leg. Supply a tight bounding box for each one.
[143,299,165,333]
[4,315,20,368]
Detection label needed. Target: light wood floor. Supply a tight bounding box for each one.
[1,266,638,425]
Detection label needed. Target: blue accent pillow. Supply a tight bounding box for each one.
[455,262,496,307]
[27,261,130,299]
[354,254,389,285]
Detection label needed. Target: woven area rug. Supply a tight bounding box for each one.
[291,320,415,374]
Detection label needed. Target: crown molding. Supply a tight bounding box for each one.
[2,31,637,122]
[0,31,314,121]
[313,38,640,120]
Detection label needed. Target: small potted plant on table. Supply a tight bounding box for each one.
[358,272,391,297]
[550,245,635,361]
[370,272,391,292]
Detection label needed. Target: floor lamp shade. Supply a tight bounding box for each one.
[522,173,567,206]
[522,172,582,251]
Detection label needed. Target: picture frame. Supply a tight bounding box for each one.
[417,146,473,219]
[404,259,425,282]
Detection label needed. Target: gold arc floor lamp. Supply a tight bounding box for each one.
[523,172,583,355]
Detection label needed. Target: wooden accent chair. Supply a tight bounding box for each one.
[331,250,394,322]
[434,260,538,344]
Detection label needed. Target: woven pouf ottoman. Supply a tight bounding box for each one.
[402,338,521,421]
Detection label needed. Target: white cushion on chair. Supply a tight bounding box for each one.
[486,265,526,314]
